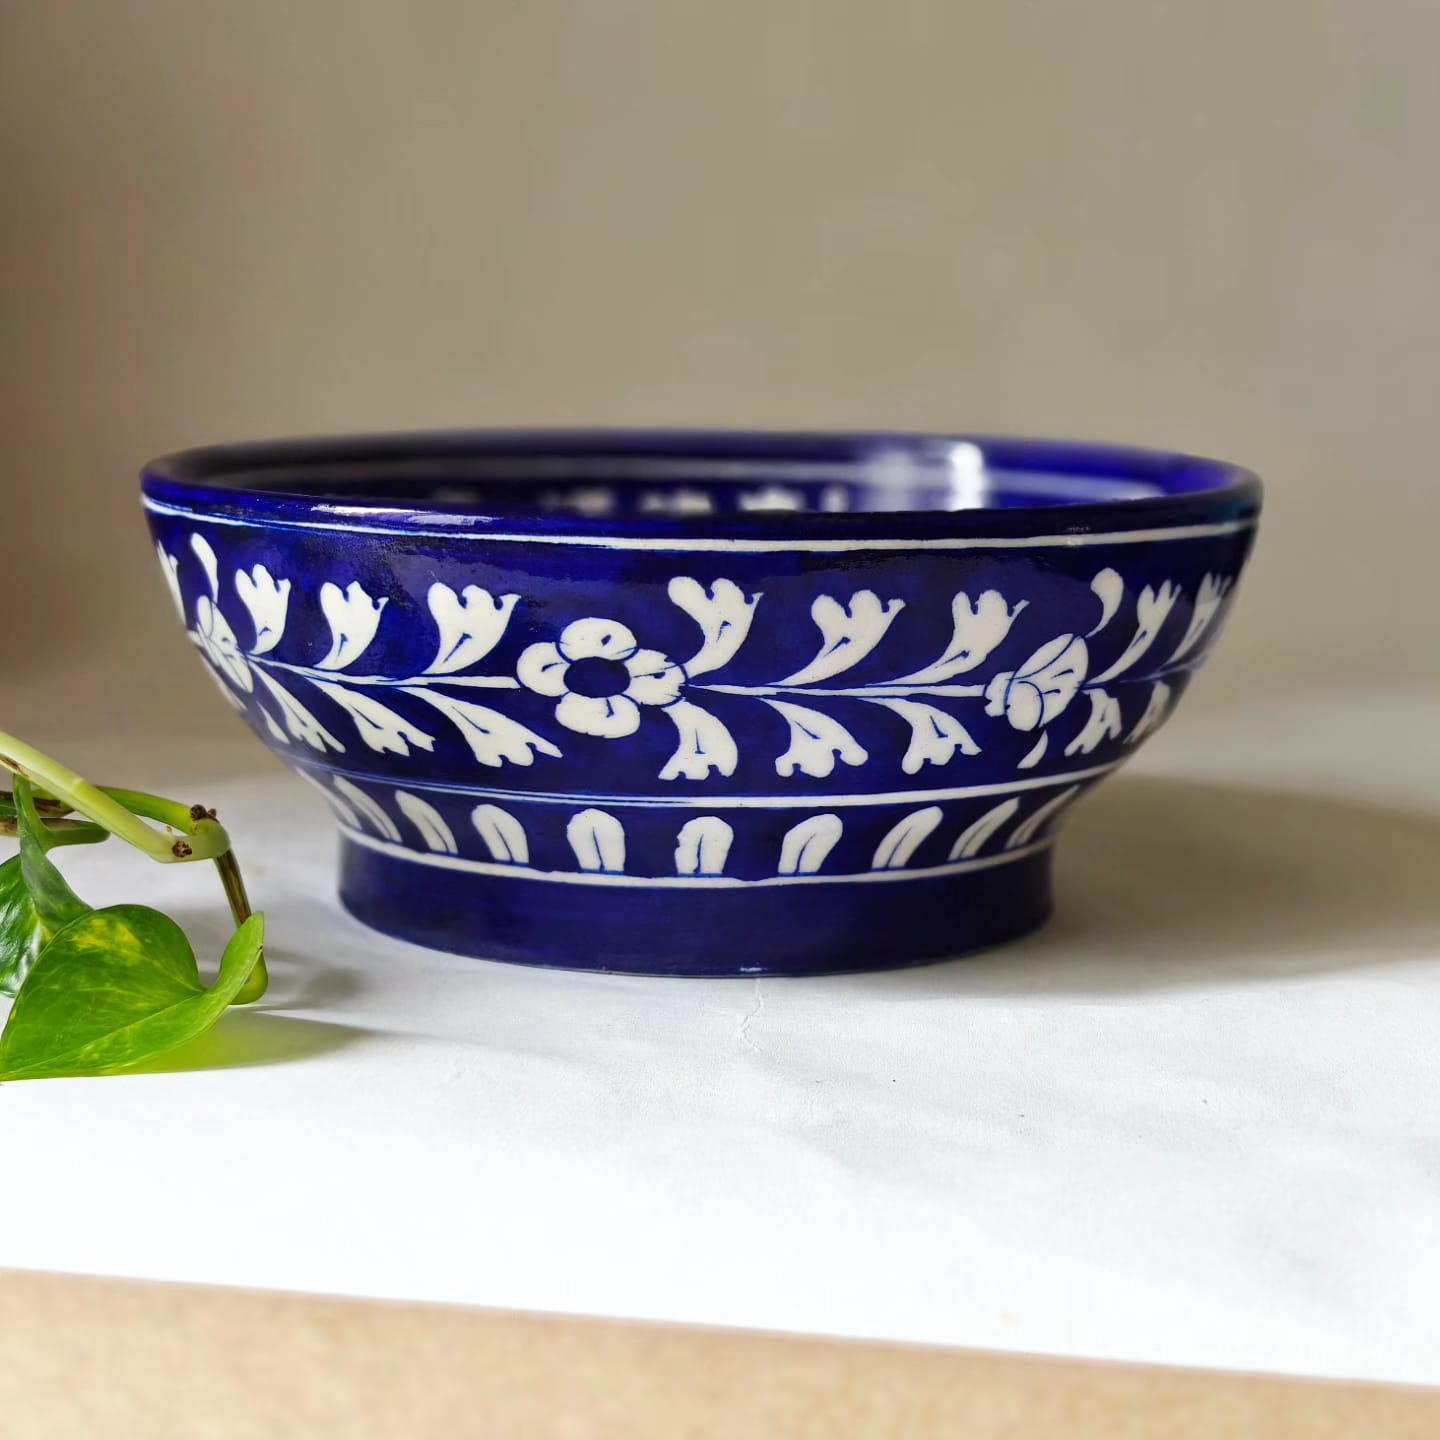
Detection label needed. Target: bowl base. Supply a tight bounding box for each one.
[337,838,1053,977]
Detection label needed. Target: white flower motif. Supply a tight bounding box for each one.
[516,618,685,739]
[234,565,291,655]
[983,634,1087,732]
[316,581,388,671]
[195,596,254,693]
[424,583,518,675]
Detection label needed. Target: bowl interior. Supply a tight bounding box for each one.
[143,431,1256,521]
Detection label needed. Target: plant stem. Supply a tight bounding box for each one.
[0,733,231,862]
[0,734,268,1002]
[214,849,268,1003]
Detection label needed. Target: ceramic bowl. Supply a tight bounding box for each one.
[141,431,1260,976]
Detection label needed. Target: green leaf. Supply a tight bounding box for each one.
[0,856,44,996]
[12,778,90,939]
[0,907,265,1081]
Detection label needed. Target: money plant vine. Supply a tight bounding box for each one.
[0,729,265,1081]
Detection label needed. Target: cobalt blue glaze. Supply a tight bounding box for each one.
[140,431,1261,976]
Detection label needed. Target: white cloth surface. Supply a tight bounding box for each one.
[3,685,1438,1384]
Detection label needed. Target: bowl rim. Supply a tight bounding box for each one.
[140,428,1262,540]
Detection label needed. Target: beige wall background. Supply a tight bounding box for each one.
[3,1,1436,747]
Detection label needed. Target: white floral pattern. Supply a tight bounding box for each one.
[160,534,1242,785]
[517,618,685,738]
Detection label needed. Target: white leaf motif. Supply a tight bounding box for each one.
[402,688,561,767]
[1169,574,1234,663]
[1088,568,1124,636]
[395,791,458,853]
[1064,689,1123,756]
[332,777,401,841]
[869,699,979,775]
[234,565,291,655]
[1126,681,1173,745]
[780,590,904,686]
[668,577,760,677]
[259,707,290,744]
[872,806,943,870]
[1018,733,1048,769]
[778,814,843,875]
[472,804,529,864]
[888,591,1025,685]
[190,533,219,599]
[316,581,388,671]
[1090,580,1180,684]
[195,596,254,693]
[568,809,625,872]
[984,635,1088,732]
[659,700,738,781]
[296,771,361,828]
[157,545,185,620]
[424,583,518,675]
[252,669,345,752]
[949,798,1021,859]
[675,817,734,876]
[312,681,436,756]
[767,700,868,778]
[1008,786,1081,849]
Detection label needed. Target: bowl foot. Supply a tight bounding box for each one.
[338,837,1053,977]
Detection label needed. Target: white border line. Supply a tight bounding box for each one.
[297,759,1120,809]
[340,825,1052,888]
[143,497,1253,552]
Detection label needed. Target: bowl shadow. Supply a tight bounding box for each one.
[846,775,1440,998]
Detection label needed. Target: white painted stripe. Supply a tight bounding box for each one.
[340,825,1051,888]
[142,497,1253,552]
[290,758,1119,809]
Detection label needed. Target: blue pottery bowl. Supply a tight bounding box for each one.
[141,431,1260,976]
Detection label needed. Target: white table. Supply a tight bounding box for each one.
[4,685,1438,1385]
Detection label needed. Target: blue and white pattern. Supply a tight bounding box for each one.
[150,523,1247,886]
[142,430,1260,975]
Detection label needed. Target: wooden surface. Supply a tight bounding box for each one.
[1,1270,1435,1437]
